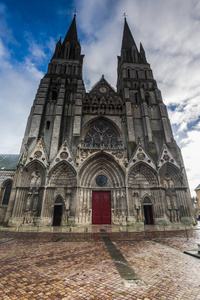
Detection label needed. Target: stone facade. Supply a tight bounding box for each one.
[195,184,200,219]
[0,16,194,226]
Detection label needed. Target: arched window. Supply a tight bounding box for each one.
[145,93,151,106]
[51,91,58,100]
[46,121,50,130]
[127,68,131,78]
[2,181,12,205]
[84,120,119,149]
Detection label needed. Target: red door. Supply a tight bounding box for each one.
[92,191,111,224]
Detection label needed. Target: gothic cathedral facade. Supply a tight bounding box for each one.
[1,16,194,226]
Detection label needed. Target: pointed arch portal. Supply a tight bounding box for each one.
[78,152,125,225]
[53,196,63,226]
[143,197,154,224]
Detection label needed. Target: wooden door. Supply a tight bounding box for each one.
[92,191,111,224]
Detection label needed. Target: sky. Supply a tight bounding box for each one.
[0,0,200,196]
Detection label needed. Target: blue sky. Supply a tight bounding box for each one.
[0,0,200,195]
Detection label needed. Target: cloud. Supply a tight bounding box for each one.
[181,129,200,196]
[75,0,200,195]
[0,0,200,196]
[0,12,44,154]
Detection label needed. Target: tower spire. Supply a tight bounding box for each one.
[140,42,147,63]
[121,18,138,56]
[52,14,81,60]
[62,14,79,48]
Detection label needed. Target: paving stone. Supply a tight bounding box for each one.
[0,230,200,299]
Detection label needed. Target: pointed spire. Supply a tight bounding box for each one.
[52,37,62,59]
[121,18,139,62]
[121,18,138,52]
[62,14,79,46]
[140,42,147,63]
[51,15,81,60]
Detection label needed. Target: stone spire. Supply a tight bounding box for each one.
[121,18,139,62]
[140,42,147,63]
[52,14,81,60]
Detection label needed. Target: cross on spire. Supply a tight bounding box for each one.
[73,9,78,16]
[123,13,127,19]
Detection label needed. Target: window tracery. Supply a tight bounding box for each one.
[84,121,120,149]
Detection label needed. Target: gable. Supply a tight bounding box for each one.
[89,75,117,96]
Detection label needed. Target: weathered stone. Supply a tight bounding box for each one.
[0,16,194,226]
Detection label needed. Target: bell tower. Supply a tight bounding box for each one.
[117,18,174,160]
[21,14,85,162]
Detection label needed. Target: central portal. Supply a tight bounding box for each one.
[92,191,111,224]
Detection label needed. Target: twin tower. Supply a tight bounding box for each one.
[1,15,194,226]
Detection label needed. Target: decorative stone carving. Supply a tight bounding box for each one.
[163,154,170,161]
[34,151,42,158]
[60,152,68,159]
[30,171,41,188]
[112,150,123,159]
[137,153,145,160]
[80,150,88,159]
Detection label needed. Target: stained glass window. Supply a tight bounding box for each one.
[96,175,107,186]
[84,121,119,149]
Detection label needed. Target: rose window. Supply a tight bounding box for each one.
[84,121,119,149]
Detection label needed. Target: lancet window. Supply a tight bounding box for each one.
[84,121,120,149]
[2,181,12,205]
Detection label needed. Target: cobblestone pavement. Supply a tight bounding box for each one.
[0,229,200,299]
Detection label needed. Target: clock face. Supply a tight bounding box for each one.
[99,86,107,93]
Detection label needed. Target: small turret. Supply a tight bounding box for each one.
[52,37,62,59]
[140,43,147,63]
[51,14,81,61]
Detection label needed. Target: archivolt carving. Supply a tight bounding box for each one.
[21,162,45,224]
[79,153,125,187]
[159,163,183,188]
[22,161,45,187]
[49,162,76,187]
[128,163,158,187]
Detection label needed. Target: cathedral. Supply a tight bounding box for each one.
[0,15,194,226]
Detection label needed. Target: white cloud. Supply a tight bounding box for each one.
[181,129,200,196]
[0,38,43,154]
[0,0,200,196]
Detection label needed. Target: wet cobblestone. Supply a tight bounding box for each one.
[0,229,200,299]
